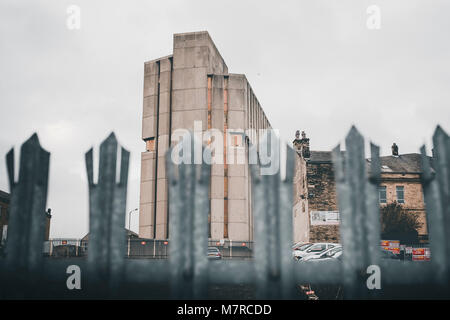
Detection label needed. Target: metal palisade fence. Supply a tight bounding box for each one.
[0,126,449,299]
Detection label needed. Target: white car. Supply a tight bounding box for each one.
[294,243,340,260]
[302,245,342,262]
[292,242,314,258]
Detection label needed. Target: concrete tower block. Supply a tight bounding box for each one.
[140,32,270,241]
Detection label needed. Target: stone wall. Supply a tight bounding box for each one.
[306,162,340,242]
[292,152,428,244]
[310,225,340,243]
[306,162,338,211]
[292,153,309,243]
[380,173,427,236]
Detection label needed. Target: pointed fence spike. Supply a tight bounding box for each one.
[6,148,15,190]
[85,133,129,296]
[284,145,295,183]
[85,148,94,186]
[106,131,117,142]
[4,133,50,297]
[433,125,448,140]
[332,145,345,183]
[420,145,434,184]
[365,142,381,270]
[119,147,130,186]
[369,142,381,184]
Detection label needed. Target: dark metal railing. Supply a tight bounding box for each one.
[0,126,448,299]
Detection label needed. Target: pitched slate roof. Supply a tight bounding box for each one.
[309,151,346,162]
[307,151,431,173]
[377,153,426,173]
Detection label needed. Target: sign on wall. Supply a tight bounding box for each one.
[310,211,340,225]
[412,247,431,261]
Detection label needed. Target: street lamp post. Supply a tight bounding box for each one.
[127,208,138,257]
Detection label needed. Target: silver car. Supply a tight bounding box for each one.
[303,246,343,262]
[294,243,340,260]
[208,247,222,260]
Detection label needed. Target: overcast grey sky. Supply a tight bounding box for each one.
[1,0,449,238]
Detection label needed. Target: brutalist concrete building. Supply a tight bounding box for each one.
[139,31,271,241]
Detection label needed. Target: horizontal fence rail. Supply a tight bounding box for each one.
[0,126,449,299]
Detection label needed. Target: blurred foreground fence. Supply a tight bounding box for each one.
[0,126,449,299]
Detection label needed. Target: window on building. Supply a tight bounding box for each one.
[145,137,155,152]
[230,134,243,147]
[379,186,387,204]
[396,186,405,204]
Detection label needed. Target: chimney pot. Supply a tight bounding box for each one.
[392,143,399,156]
[293,130,310,158]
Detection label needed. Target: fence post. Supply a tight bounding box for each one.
[167,132,210,299]
[420,126,450,288]
[332,126,381,299]
[127,236,131,257]
[251,132,295,299]
[2,134,50,298]
[230,240,232,259]
[85,132,129,296]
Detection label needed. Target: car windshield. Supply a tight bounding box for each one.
[297,243,313,251]
[324,247,342,257]
[308,244,326,252]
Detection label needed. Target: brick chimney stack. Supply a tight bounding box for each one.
[293,130,310,158]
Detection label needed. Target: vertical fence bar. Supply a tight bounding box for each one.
[432,127,450,272]
[421,126,450,288]
[332,126,379,299]
[85,132,129,296]
[332,143,354,298]
[366,144,381,267]
[279,145,295,298]
[192,141,210,298]
[3,134,49,297]
[1,125,449,299]
[365,143,381,298]
[252,132,295,299]
[168,132,210,299]
[421,145,447,285]
[252,136,274,299]
[251,150,267,298]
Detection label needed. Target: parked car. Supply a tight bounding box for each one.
[294,243,339,260]
[292,242,312,251]
[292,242,313,258]
[208,247,222,260]
[308,247,400,263]
[302,245,343,262]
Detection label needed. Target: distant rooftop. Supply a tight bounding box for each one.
[307,151,431,174]
[0,190,10,203]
